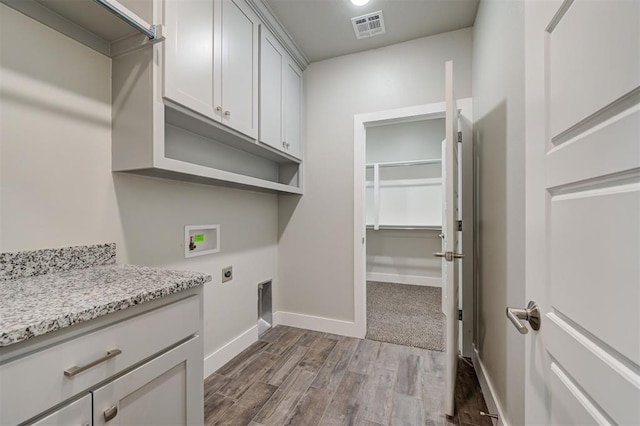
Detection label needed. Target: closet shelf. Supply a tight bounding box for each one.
[2,0,164,57]
[366,158,441,168]
[366,225,442,231]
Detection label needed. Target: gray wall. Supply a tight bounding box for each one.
[0,4,278,369]
[366,119,445,163]
[472,0,525,424]
[278,28,473,321]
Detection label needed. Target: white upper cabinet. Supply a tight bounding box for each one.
[259,28,284,151]
[259,27,303,159]
[164,0,259,139]
[112,0,305,194]
[284,58,303,159]
[164,0,215,119]
[215,0,259,139]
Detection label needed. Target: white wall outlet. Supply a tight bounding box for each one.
[222,266,233,283]
[185,225,220,258]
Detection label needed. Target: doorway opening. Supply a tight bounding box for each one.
[364,117,446,351]
[353,98,475,359]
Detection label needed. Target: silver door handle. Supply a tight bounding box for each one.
[64,349,122,377]
[104,405,118,422]
[506,301,541,334]
[434,251,464,261]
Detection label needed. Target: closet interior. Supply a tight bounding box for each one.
[365,117,446,351]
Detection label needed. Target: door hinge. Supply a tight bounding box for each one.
[458,220,463,231]
[457,131,462,143]
[458,309,463,321]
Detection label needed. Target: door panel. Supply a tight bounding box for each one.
[259,28,283,150]
[549,363,604,426]
[546,313,639,425]
[220,0,258,138]
[164,0,215,119]
[548,0,639,137]
[550,186,639,363]
[525,1,640,424]
[284,60,302,159]
[442,60,459,417]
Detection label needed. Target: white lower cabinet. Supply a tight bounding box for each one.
[2,290,204,426]
[93,337,201,426]
[30,394,92,426]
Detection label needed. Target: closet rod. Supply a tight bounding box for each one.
[95,0,162,41]
[366,225,442,231]
[365,158,441,168]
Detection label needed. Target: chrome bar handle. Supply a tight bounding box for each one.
[506,301,541,334]
[104,405,118,422]
[64,349,122,377]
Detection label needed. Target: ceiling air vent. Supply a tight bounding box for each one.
[351,11,386,39]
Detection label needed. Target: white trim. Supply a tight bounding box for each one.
[203,325,258,378]
[273,311,363,338]
[473,345,510,426]
[366,272,441,287]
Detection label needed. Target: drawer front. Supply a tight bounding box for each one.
[0,295,199,425]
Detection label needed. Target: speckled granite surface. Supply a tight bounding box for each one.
[0,252,211,347]
[0,243,116,281]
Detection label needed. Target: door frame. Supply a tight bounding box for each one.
[353,99,474,356]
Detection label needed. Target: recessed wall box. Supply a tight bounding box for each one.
[184,225,220,258]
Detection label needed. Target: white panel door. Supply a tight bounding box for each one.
[217,0,258,139]
[439,60,460,418]
[163,0,215,119]
[524,1,640,425]
[259,27,283,151]
[284,59,303,159]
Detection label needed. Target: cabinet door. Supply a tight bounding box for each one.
[259,27,283,151]
[216,0,259,139]
[164,0,215,119]
[92,337,203,426]
[284,59,303,159]
[28,394,91,426]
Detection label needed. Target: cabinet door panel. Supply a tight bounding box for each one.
[220,0,258,138]
[29,394,91,426]
[164,0,215,119]
[92,337,203,426]
[284,60,302,159]
[259,29,283,150]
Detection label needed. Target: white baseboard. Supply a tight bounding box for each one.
[273,311,363,338]
[366,272,441,287]
[473,345,509,426]
[203,325,258,378]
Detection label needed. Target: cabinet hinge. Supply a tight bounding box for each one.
[457,131,462,143]
[458,220,463,231]
[458,309,463,321]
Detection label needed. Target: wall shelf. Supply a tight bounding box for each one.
[1,0,163,57]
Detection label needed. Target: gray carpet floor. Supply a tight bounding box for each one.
[366,281,445,351]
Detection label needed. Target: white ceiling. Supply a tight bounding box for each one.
[265,0,479,63]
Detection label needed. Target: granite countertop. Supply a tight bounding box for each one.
[0,245,212,348]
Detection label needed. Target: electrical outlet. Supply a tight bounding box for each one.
[222,266,233,283]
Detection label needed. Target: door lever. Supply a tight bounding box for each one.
[506,301,541,334]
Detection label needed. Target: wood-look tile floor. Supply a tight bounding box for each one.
[204,325,493,426]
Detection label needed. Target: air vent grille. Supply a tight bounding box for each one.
[351,11,386,39]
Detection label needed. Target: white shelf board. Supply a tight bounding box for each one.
[123,157,303,195]
[1,0,157,56]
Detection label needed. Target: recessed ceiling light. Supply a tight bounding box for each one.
[351,0,370,6]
